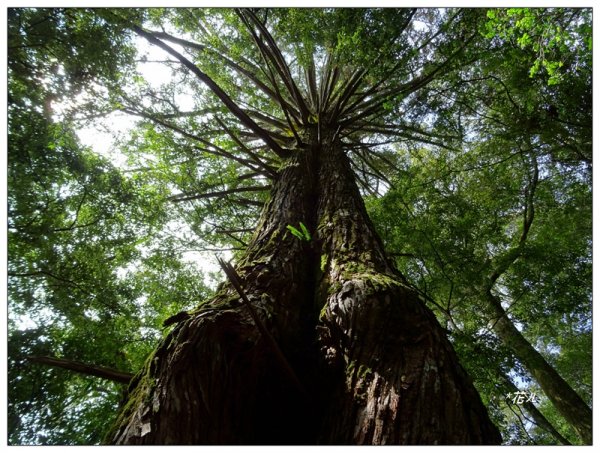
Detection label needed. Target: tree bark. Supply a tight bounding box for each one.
[107,128,501,445]
[312,130,500,444]
[487,292,592,444]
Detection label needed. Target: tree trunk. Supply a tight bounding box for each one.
[487,292,592,444]
[500,373,571,445]
[107,128,501,445]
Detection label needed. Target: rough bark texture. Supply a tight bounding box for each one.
[487,292,592,445]
[108,128,501,445]
[313,131,500,444]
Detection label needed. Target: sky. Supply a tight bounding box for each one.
[74,37,178,168]
[66,34,230,284]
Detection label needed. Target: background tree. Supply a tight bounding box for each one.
[7,8,212,444]
[368,7,592,445]
[6,7,591,445]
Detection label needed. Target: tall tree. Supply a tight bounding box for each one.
[8,7,590,446]
[98,8,501,444]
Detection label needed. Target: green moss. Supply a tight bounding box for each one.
[358,272,400,291]
[331,259,404,294]
[346,361,373,405]
[346,359,357,374]
[345,360,372,379]
[357,364,374,380]
[103,351,158,443]
[328,281,342,295]
[319,301,329,321]
[320,253,328,272]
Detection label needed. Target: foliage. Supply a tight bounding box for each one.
[286,222,311,242]
[7,8,212,445]
[366,9,591,439]
[484,8,591,85]
[6,6,591,445]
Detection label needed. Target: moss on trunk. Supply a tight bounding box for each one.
[108,129,501,445]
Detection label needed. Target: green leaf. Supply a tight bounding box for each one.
[320,253,328,272]
[517,32,531,48]
[286,224,305,240]
[299,222,311,241]
[286,222,311,241]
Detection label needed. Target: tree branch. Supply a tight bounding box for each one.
[27,356,133,384]
[214,115,279,177]
[120,106,275,179]
[487,154,539,288]
[149,30,290,111]
[341,33,478,129]
[168,185,271,203]
[236,10,304,137]
[239,9,311,122]
[329,68,368,121]
[119,17,291,159]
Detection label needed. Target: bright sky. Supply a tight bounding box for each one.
[73,36,178,167]
[75,36,232,282]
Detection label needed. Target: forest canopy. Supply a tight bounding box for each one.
[6,6,592,445]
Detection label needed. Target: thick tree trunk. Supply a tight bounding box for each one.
[487,292,592,445]
[107,128,501,445]
[312,130,500,444]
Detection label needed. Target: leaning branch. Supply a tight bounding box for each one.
[214,115,279,177]
[341,33,478,129]
[27,356,134,384]
[149,30,288,110]
[168,185,271,203]
[118,16,291,159]
[217,258,309,399]
[120,106,274,179]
